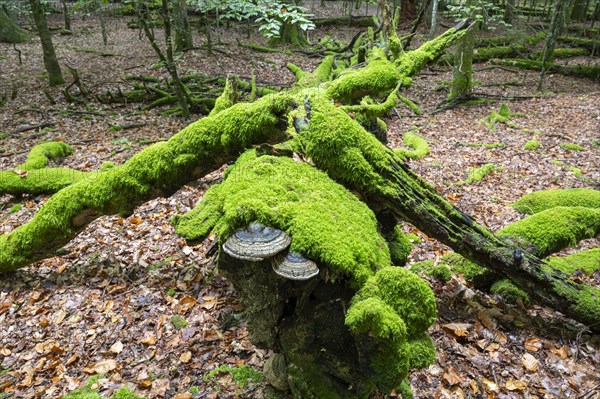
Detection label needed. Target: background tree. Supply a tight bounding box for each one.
[28,0,65,86]
[538,0,570,90]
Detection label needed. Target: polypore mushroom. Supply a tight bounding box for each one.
[223,222,291,261]
[272,251,320,280]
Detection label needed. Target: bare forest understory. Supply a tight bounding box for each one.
[0,3,599,399]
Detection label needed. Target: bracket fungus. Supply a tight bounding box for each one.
[272,251,320,280]
[223,222,291,261]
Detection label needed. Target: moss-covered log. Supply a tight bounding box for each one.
[493,58,600,81]
[289,91,600,332]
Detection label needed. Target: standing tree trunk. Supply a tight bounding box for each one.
[400,0,418,21]
[28,0,65,86]
[173,0,192,51]
[538,0,569,90]
[60,0,71,31]
[449,26,475,100]
[429,0,439,39]
[0,6,31,43]
[504,0,515,24]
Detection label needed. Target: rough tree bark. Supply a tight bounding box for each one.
[0,22,598,397]
[28,0,65,86]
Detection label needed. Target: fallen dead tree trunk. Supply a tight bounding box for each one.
[492,58,600,81]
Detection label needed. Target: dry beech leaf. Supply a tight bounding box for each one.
[18,366,35,387]
[521,353,538,372]
[482,378,499,392]
[84,359,118,374]
[174,394,193,399]
[477,309,497,330]
[550,346,568,359]
[178,295,197,314]
[442,366,464,386]
[180,351,192,363]
[506,379,527,391]
[442,323,471,337]
[110,341,124,354]
[494,331,508,344]
[524,337,542,352]
[469,379,479,394]
[139,332,157,345]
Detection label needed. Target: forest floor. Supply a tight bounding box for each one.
[0,3,599,399]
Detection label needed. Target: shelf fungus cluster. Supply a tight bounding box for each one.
[223,222,319,280]
[173,150,435,398]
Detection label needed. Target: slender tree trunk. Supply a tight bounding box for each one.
[173,0,192,51]
[61,0,71,31]
[429,0,439,39]
[400,0,418,21]
[0,7,31,43]
[538,0,569,90]
[505,0,515,23]
[28,0,65,86]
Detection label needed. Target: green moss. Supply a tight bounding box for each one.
[205,365,262,389]
[547,248,600,275]
[289,56,334,89]
[440,252,498,287]
[353,267,437,338]
[405,233,421,244]
[395,131,429,160]
[17,142,73,171]
[490,278,530,305]
[498,207,600,257]
[346,267,437,392]
[410,260,451,283]
[406,334,436,370]
[463,163,502,184]
[111,388,146,399]
[0,168,88,195]
[171,315,188,330]
[481,104,519,131]
[173,150,390,286]
[512,188,600,214]
[9,204,22,213]
[524,139,540,150]
[561,143,585,151]
[398,379,413,399]
[209,78,236,116]
[63,375,103,399]
[388,226,412,266]
[397,95,421,115]
[532,47,589,60]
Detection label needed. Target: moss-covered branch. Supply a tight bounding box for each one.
[0,94,293,272]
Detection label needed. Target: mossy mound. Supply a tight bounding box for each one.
[547,248,600,275]
[346,267,437,391]
[388,225,413,266]
[173,150,390,286]
[463,163,502,185]
[490,278,530,305]
[512,188,600,215]
[498,206,600,257]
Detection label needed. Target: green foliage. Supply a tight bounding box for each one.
[205,365,263,389]
[411,260,452,283]
[498,207,600,257]
[490,278,530,305]
[481,103,520,131]
[62,375,146,399]
[8,204,22,214]
[524,139,540,150]
[512,188,600,215]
